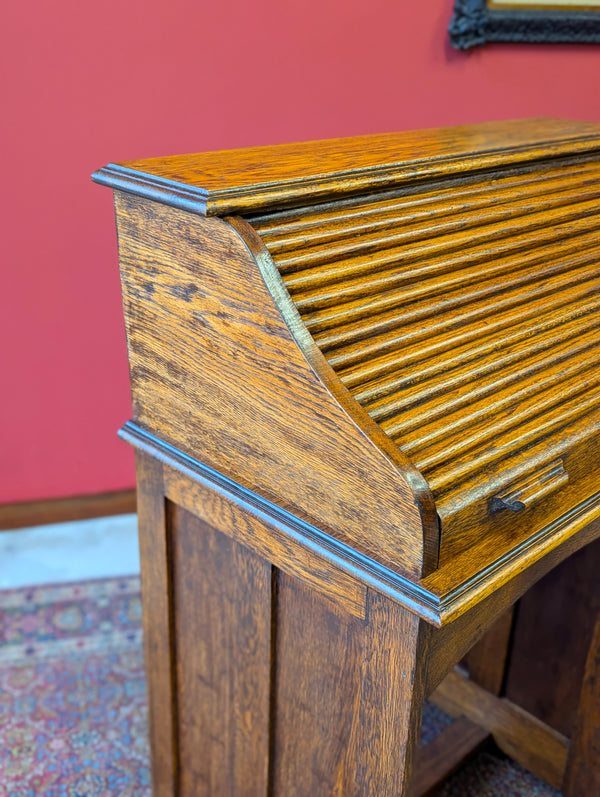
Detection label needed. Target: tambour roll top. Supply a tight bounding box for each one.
[247,145,600,564]
[94,118,600,577]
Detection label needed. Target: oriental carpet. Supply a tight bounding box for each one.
[0,577,559,796]
[0,578,149,796]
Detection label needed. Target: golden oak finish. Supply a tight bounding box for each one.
[113,192,435,579]
[169,504,272,796]
[161,458,368,620]
[94,119,600,796]
[97,118,600,215]
[248,149,600,564]
[135,453,177,795]
[270,578,430,796]
[431,670,570,791]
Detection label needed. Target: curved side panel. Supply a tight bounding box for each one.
[229,216,439,574]
[114,192,432,578]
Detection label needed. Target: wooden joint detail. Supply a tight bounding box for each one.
[425,488,600,623]
[123,422,600,629]
[430,669,569,791]
[122,421,430,623]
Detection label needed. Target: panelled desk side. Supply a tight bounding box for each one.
[93,118,600,795]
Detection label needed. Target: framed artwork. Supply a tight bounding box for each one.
[449,0,600,49]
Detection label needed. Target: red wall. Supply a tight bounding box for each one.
[2,0,599,503]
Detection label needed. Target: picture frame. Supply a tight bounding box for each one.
[449,0,600,49]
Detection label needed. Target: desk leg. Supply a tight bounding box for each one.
[563,613,600,796]
[270,573,430,797]
[136,454,178,797]
[138,469,430,796]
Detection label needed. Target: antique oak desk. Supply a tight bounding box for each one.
[94,119,600,795]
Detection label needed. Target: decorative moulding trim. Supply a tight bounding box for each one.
[427,491,600,622]
[120,421,443,624]
[92,135,600,217]
[120,421,600,627]
[449,0,600,50]
[92,165,210,215]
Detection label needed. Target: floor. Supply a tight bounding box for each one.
[0,514,140,588]
[0,517,564,795]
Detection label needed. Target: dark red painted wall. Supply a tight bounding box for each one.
[2,0,599,503]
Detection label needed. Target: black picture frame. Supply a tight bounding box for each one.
[449,0,600,49]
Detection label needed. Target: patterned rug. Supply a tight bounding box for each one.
[0,578,149,796]
[0,577,560,796]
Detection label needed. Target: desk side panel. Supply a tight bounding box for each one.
[169,502,272,797]
[114,191,428,578]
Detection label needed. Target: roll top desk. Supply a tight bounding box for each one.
[94,118,600,795]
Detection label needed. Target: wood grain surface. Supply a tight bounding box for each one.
[270,577,431,796]
[161,453,368,620]
[114,191,435,578]
[124,419,600,631]
[107,118,600,588]
[93,118,600,215]
[137,458,436,796]
[250,146,600,564]
[135,453,177,796]
[169,503,272,797]
[432,669,569,791]
[97,120,600,794]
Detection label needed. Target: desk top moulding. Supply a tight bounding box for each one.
[93,118,600,626]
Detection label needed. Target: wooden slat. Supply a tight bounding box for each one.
[249,146,600,559]
[462,608,515,695]
[135,454,177,797]
[431,669,569,791]
[389,338,600,462]
[282,208,600,301]
[368,314,600,427]
[271,185,600,275]
[253,158,600,249]
[312,255,600,358]
[169,503,272,796]
[339,287,600,393]
[0,489,136,531]
[412,362,600,476]
[411,717,490,797]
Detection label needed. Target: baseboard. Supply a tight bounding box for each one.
[0,490,137,531]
